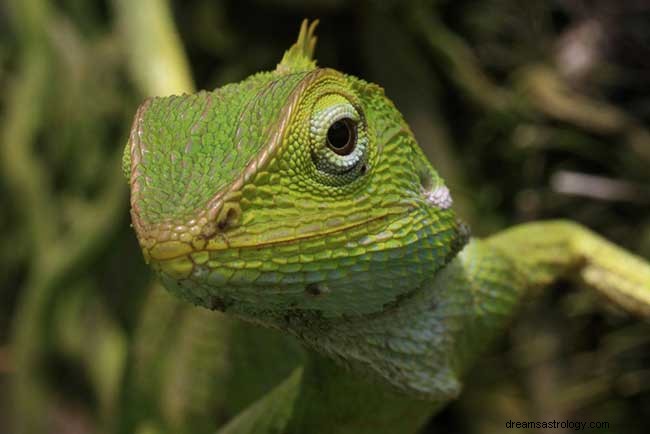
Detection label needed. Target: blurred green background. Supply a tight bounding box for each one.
[1,0,650,433]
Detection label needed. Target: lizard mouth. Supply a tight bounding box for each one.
[146,199,466,319]
[149,207,416,260]
[146,203,421,280]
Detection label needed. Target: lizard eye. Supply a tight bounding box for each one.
[326,118,357,155]
[310,98,368,183]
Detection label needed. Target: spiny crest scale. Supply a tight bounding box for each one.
[276,19,319,73]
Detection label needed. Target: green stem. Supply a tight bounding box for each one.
[113,0,195,96]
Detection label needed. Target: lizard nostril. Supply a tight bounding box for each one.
[216,202,241,231]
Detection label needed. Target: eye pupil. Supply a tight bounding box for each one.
[326,118,356,155]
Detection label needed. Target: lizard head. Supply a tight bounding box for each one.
[125,20,469,324]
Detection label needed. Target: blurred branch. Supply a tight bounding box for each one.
[113,0,195,96]
[518,64,625,133]
[409,4,514,112]
[9,117,127,434]
[2,0,56,428]
[0,48,55,254]
[517,64,650,163]
[551,170,650,204]
[409,2,650,167]
[4,0,129,432]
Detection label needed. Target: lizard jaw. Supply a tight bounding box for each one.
[143,203,419,279]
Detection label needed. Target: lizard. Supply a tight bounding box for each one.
[123,20,650,434]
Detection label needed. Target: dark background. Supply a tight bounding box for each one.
[1,0,650,433]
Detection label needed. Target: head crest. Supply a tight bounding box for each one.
[276,19,319,73]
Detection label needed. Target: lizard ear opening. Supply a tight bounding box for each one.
[276,19,319,73]
[417,161,434,192]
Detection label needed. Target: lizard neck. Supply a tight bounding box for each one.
[284,350,439,433]
[288,269,463,401]
[256,239,523,401]
[254,256,469,401]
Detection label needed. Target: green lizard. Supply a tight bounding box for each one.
[124,20,650,434]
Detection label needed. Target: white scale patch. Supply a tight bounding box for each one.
[425,185,453,210]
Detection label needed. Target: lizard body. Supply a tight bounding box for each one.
[125,20,650,433]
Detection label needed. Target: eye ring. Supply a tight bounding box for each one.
[309,99,368,183]
[326,118,357,156]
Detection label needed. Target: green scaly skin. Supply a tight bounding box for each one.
[124,20,650,434]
